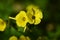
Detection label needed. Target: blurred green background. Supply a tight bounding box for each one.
[0,0,60,40]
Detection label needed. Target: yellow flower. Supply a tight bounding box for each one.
[26,5,43,25]
[19,35,30,40]
[19,35,26,40]
[9,11,28,27]
[15,11,28,27]
[26,36,31,40]
[9,36,18,40]
[0,18,6,31]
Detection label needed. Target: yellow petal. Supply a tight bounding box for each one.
[34,19,41,25]
[27,11,34,24]
[9,36,18,40]
[26,5,38,11]
[34,9,43,19]
[0,18,6,31]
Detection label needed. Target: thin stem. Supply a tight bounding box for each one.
[9,17,16,20]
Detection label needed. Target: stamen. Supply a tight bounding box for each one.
[0,21,4,25]
[32,16,35,19]
[22,17,26,21]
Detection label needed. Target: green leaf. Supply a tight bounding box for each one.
[10,27,21,37]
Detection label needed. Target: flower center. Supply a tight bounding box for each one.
[0,21,4,25]
[32,16,35,19]
[22,17,26,21]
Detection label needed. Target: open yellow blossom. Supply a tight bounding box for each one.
[19,35,30,40]
[9,36,18,40]
[26,5,43,25]
[0,18,6,31]
[15,11,28,27]
[9,11,28,27]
